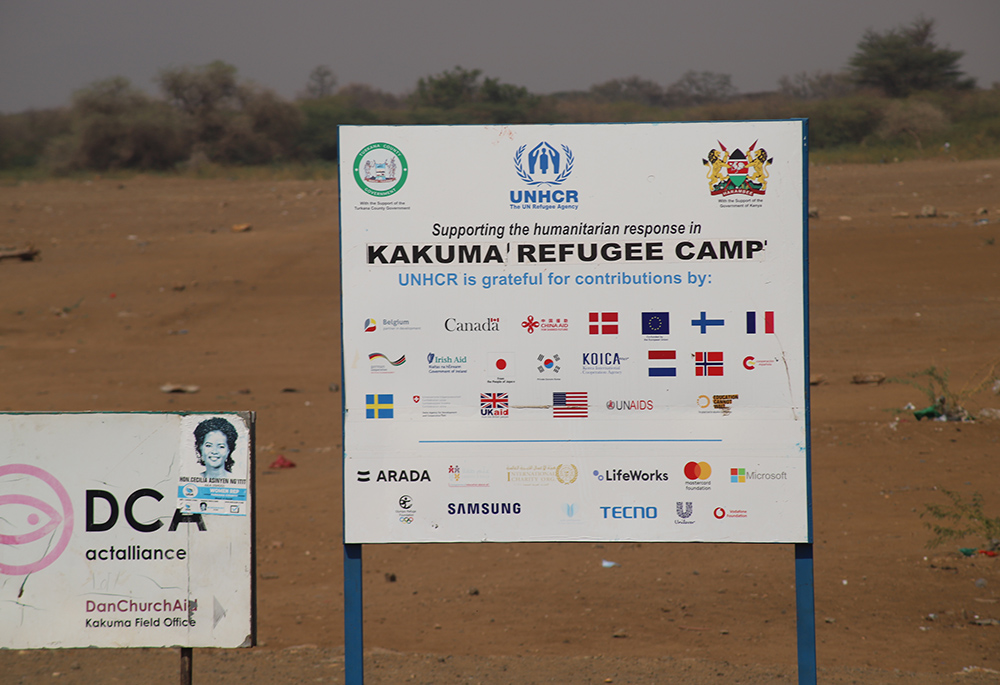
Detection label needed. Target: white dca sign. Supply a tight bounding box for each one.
[0,412,254,649]
[340,122,808,544]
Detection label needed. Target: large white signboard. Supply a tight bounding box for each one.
[0,413,254,649]
[340,123,808,544]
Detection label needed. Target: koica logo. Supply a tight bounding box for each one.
[582,352,626,375]
[592,468,667,482]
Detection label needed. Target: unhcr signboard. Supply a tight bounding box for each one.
[0,412,255,649]
[340,122,809,545]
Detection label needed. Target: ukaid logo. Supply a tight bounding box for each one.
[427,353,469,374]
[353,142,408,197]
[510,142,579,210]
[480,392,509,417]
[702,140,772,204]
[582,352,627,375]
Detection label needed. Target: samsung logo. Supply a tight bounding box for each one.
[447,502,521,515]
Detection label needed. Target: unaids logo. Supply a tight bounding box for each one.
[0,464,74,576]
[703,140,772,197]
[354,142,408,197]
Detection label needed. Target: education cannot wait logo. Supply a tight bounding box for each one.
[702,140,773,197]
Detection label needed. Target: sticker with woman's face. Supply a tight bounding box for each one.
[177,415,250,516]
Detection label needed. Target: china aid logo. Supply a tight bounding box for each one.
[0,464,74,575]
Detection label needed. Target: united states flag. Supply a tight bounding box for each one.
[553,392,588,418]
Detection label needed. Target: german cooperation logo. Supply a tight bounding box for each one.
[0,464,74,575]
[354,142,408,197]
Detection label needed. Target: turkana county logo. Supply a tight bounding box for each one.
[703,140,772,196]
[354,142,408,197]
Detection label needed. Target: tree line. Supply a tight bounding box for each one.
[1,17,997,172]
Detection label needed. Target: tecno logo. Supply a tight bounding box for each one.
[684,461,712,480]
[600,506,657,519]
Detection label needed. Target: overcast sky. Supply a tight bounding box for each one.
[1,1,998,113]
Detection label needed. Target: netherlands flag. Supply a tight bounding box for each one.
[648,350,677,377]
[746,311,774,334]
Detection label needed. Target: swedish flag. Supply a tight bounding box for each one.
[365,394,394,419]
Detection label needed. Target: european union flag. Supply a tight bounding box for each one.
[642,312,669,335]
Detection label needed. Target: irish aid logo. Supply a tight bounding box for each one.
[684,461,712,480]
[0,464,74,575]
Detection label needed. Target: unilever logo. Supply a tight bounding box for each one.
[514,142,574,186]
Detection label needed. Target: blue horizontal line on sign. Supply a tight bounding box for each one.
[418,439,723,443]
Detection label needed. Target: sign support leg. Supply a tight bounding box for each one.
[180,647,192,685]
[794,543,817,684]
[344,542,364,684]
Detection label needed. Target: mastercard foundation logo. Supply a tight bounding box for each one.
[684,461,712,480]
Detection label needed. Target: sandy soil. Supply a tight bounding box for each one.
[1,159,999,683]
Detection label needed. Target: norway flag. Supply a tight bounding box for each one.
[695,352,724,377]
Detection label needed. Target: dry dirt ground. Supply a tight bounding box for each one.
[1,159,999,683]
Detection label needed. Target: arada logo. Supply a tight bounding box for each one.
[514,142,574,186]
[353,142,408,197]
[703,140,772,197]
[0,464,74,575]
